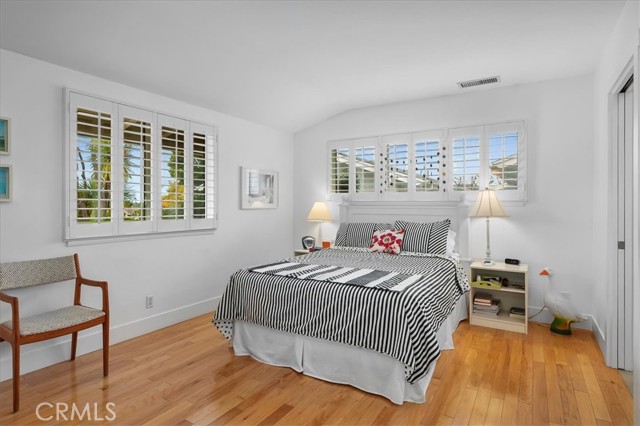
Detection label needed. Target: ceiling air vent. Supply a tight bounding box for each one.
[457,76,501,89]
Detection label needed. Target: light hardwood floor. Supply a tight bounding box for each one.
[0,314,633,425]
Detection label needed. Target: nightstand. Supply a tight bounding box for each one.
[469,261,529,334]
[294,248,322,256]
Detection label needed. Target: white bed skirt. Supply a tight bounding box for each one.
[232,295,468,404]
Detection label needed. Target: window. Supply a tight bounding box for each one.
[328,121,525,202]
[327,137,377,200]
[66,91,217,241]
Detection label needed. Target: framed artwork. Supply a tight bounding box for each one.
[0,117,9,155]
[241,167,278,209]
[0,165,11,202]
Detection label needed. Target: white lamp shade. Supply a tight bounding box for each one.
[470,189,508,218]
[307,201,332,222]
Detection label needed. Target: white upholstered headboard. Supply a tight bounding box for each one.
[337,199,470,262]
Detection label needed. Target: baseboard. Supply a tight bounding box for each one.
[0,296,220,382]
[591,315,606,360]
[527,305,593,331]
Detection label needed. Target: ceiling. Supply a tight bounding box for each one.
[0,1,627,133]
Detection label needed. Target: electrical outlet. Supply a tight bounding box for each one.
[146,296,154,309]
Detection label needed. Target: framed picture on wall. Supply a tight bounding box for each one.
[241,167,278,209]
[0,165,11,202]
[0,117,9,155]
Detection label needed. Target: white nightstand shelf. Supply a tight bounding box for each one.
[469,261,529,334]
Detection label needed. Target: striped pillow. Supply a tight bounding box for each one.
[335,222,394,248]
[394,219,451,255]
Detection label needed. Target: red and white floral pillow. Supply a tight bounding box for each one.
[369,228,405,255]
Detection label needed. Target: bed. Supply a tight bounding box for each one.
[214,206,470,404]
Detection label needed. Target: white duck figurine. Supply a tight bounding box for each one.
[541,268,585,335]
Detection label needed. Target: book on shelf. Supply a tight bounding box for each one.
[509,307,526,318]
[473,293,493,304]
[473,309,499,317]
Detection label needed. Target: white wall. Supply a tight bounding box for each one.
[0,49,294,380]
[294,75,596,328]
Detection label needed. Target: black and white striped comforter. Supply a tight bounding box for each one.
[213,247,469,384]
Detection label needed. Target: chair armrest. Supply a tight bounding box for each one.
[79,277,108,289]
[0,290,20,340]
[76,278,109,314]
[0,291,18,306]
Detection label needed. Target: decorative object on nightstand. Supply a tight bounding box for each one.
[539,267,584,335]
[306,201,332,246]
[470,188,508,265]
[301,236,315,250]
[469,261,528,334]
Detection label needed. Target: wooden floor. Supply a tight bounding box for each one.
[0,314,633,425]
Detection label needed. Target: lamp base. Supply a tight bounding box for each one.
[483,258,494,266]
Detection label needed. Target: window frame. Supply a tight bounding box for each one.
[327,121,527,203]
[327,137,379,202]
[65,89,218,243]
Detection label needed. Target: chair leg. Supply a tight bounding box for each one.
[70,331,78,361]
[12,343,19,413]
[102,322,109,376]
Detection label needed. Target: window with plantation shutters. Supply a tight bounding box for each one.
[327,121,525,202]
[75,108,113,224]
[329,146,350,194]
[328,137,377,201]
[354,145,375,194]
[120,105,153,235]
[190,122,216,229]
[451,129,482,192]
[449,122,525,201]
[66,90,218,242]
[414,136,440,193]
[488,129,519,190]
[160,124,186,223]
[383,138,409,194]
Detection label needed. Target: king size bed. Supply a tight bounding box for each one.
[213,215,469,404]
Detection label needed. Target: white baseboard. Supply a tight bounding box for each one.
[0,297,220,382]
[591,315,607,361]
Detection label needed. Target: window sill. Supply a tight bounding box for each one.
[66,228,216,246]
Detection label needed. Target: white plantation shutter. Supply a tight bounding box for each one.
[119,105,153,234]
[66,91,217,242]
[412,130,445,200]
[485,122,525,201]
[190,121,217,229]
[382,135,410,196]
[451,126,483,193]
[328,144,350,195]
[327,122,525,202]
[158,115,187,232]
[328,137,377,201]
[69,94,117,239]
[354,144,376,195]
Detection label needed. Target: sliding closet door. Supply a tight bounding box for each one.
[616,77,634,371]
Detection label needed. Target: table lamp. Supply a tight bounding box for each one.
[306,201,332,249]
[470,189,507,265]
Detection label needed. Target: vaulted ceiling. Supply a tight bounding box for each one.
[0,1,627,132]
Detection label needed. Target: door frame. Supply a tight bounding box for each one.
[633,42,640,425]
[606,58,634,369]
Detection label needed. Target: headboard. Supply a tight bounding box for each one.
[337,199,470,261]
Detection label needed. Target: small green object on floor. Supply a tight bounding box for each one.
[550,317,573,335]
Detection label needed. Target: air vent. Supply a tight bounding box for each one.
[457,76,501,88]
